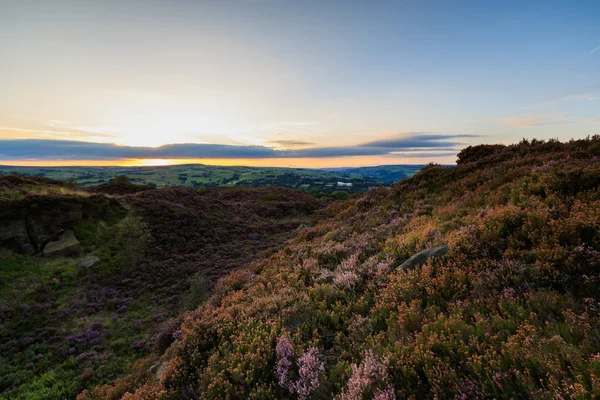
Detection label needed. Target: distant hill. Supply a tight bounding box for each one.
[0,164,407,194]
[322,164,424,183]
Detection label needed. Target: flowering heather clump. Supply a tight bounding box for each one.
[275,334,294,389]
[293,347,325,400]
[339,351,395,400]
[333,269,360,289]
[276,335,325,399]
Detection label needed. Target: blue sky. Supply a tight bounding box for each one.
[0,0,599,166]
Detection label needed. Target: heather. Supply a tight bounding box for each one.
[84,137,600,399]
[0,180,324,399]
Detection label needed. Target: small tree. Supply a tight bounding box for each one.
[111,175,131,184]
[183,273,209,310]
[66,177,78,188]
[330,190,350,201]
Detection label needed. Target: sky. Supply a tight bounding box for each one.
[0,0,599,167]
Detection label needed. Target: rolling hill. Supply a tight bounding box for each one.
[0,164,424,197]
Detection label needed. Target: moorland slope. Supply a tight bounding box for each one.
[0,177,325,399]
[80,137,600,399]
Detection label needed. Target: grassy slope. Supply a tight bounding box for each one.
[84,137,600,399]
[0,180,325,399]
[322,165,424,182]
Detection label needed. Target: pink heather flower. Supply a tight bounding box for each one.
[339,351,396,400]
[276,335,325,399]
[333,270,360,289]
[373,387,397,400]
[293,347,325,400]
[276,334,294,389]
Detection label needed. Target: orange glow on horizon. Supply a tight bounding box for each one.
[0,156,453,168]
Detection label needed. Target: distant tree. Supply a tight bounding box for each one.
[330,191,350,201]
[111,175,131,184]
[66,177,78,188]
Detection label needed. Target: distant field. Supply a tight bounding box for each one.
[0,164,423,194]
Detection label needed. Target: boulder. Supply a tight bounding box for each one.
[43,230,81,255]
[0,219,35,254]
[79,255,100,269]
[399,245,448,270]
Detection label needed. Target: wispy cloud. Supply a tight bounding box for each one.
[584,43,600,58]
[581,118,600,123]
[0,125,117,140]
[520,85,600,110]
[267,139,315,149]
[499,113,576,128]
[359,133,482,148]
[240,121,325,135]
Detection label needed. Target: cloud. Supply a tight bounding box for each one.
[359,133,482,148]
[267,139,315,148]
[499,113,576,128]
[584,44,600,58]
[582,118,600,123]
[242,121,324,135]
[0,126,117,140]
[0,133,469,161]
[520,85,600,110]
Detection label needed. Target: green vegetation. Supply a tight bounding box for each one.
[0,216,152,400]
[323,164,423,182]
[182,273,209,311]
[0,176,324,399]
[0,164,422,194]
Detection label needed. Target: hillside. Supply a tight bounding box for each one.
[0,164,411,195]
[322,165,423,183]
[0,177,325,399]
[76,137,600,399]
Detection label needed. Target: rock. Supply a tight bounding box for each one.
[399,245,449,270]
[79,255,100,269]
[0,219,35,254]
[43,230,80,255]
[0,180,126,254]
[155,362,166,380]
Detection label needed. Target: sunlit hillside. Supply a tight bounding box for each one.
[65,136,600,399]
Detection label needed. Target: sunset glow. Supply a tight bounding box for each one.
[0,156,447,169]
[1,1,598,166]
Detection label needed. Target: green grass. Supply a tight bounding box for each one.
[0,253,78,303]
[0,164,423,193]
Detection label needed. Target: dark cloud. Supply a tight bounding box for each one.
[0,140,276,160]
[0,134,469,161]
[359,133,482,148]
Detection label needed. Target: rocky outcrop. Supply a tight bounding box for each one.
[79,255,101,269]
[399,245,449,270]
[0,175,125,254]
[43,230,81,255]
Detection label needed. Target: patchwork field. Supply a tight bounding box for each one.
[0,164,423,194]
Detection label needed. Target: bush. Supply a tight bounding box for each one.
[330,191,350,201]
[182,273,209,311]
